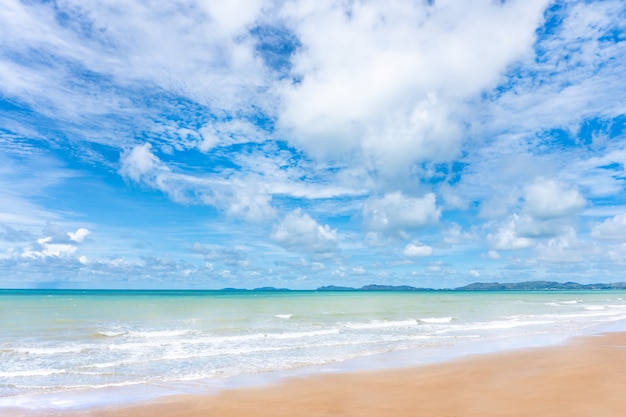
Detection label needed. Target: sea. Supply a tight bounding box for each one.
[2,289,626,413]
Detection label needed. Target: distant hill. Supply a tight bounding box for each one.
[220,286,293,292]
[455,281,626,291]
[316,285,355,291]
[252,286,292,292]
[315,281,626,292]
[317,284,434,291]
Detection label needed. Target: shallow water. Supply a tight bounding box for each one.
[2,289,626,411]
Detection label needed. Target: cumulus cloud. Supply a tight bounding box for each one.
[25,238,77,258]
[486,177,592,256]
[523,178,586,219]
[18,225,90,260]
[442,223,477,245]
[216,181,277,222]
[119,144,167,184]
[68,228,90,243]
[591,213,626,240]
[487,215,535,251]
[277,0,548,173]
[534,228,589,263]
[513,215,572,239]
[270,209,338,256]
[363,192,440,237]
[403,241,433,258]
[41,223,91,244]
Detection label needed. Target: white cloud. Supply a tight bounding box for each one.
[20,225,90,260]
[442,223,477,245]
[513,215,571,239]
[214,180,277,223]
[534,228,589,263]
[270,209,338,256]
[40,224,91,244]
[198,120,267,152]
[21,237,77,259]
[591,213,626,240]
[119,144,167,184]
[487,204,581,252]
[277,0,549,176]
[487,215,535,251]
[69,228,90,243]
[475,1,626,153]
[352,266,366,274]
[120,144,276,221]
[523,178,586,219]
[363,192,440,236]
[403,241,433,258]
[35,241,77,258]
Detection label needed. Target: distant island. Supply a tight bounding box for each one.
[228,281,626,292]
[316,281,626,291]
[318,281,626,291]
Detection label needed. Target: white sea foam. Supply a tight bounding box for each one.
[270,329,340,339]
[95,330,126,337]
[343,319,418,330]
[274,314,292,319]
[126,329,194,338]
[0,369,66,378]
[13,345,91,355]
[448,319,555,331]
[419,317,454,324]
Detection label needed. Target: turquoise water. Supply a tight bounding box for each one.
[2,289,626,411]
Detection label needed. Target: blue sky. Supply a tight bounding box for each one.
[1,0,626,289]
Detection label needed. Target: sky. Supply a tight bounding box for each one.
[1,0,626,289]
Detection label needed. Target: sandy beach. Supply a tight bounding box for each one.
[15,331,625,417]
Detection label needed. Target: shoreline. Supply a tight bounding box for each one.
[11,330,626,417]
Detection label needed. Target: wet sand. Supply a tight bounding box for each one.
[15,332,626,417]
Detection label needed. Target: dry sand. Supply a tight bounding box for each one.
[16,332,626,417]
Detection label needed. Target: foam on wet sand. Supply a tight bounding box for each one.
[17,331,626,417]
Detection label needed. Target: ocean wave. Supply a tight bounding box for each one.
[126,329,194,338]
[102,328,342,353]
[0,369,66,378]
[92,330,126,338]
[12,345,92,355]
[343,319,418,330]
[92,329,195,340]
[419,317,454,324]
[208,328,341,342]
[446,319,555,331]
